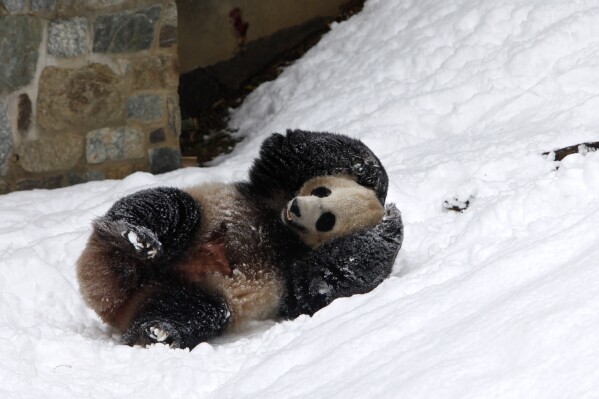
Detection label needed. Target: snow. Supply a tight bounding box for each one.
[2,0,599,397]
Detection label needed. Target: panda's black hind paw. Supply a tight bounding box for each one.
[94,218,163,261]
[123,320,182,348]
[120,224,163,260]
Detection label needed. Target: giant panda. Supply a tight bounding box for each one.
[77,130,403,349]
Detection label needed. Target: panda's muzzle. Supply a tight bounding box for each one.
[282,199,306,232]
[289,198,301,217]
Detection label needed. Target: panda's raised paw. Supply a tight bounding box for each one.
[120,225,162,260]
[94,218,163,260]
[383,203,401,219]
[376,203,403,242]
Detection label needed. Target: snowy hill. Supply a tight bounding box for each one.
[2,0,599,397]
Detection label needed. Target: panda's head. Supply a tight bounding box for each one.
[281,174,385,248]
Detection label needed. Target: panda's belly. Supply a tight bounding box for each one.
[185,183,284,328]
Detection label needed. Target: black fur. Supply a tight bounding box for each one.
[248,130,389,205]
[280,203,403,318]
[122,285,230,349]
[82,131,402,349]
[95,187,201,267]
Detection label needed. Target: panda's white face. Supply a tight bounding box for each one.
[281,174,385,248]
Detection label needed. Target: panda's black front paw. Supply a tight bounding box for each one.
[123,320,182,348]
[377,203,403,243]
[383,203,401,220]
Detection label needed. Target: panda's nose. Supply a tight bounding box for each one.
[289,198,301,217]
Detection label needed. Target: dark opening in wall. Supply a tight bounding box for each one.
[176,0,366,166]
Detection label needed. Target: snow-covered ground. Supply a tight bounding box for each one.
[3,0,599,397]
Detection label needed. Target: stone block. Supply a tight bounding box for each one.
[0,98,12,176]
[17,93,32,135]
[86,126,144,164]
[31,0,55,13]
[131,55,178,91]
[149,147,180,174]
[0,15,42,93]
[149,128,166,144]
[37,63,124,132]
[159,2,177,48]
[126,94,163,123]
[16,175,63,191]
[93,5,161,53]
[19,132,83,173]
[159,25,176,48]
[0,180,8,194]
[104,162,144,180]
[2,0,28,13]
[68,172,87,186]
[167,95,180,137]
[47,17,89,57]
[86,170,104,181]
[163,2,177,27]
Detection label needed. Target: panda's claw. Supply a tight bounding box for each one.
[142,321,181,348]
[148,325,170,342]
[123,320,182,348]
[120,225,162,260]
[383,203,400,219]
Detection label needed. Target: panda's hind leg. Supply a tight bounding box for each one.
[77,187,202,331]
[122,286,231,349]
[94,187,201,265]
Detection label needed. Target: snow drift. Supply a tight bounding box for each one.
[2,0,599,397]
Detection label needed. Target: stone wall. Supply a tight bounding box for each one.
[0,0,180,194]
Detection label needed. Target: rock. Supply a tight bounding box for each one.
[31,0,56,14]
[67,172,87,185]
[86,170,104,181]
[167,96,180,137]
[149,147,180,174]
[37,63,124,132]
[57,0,128,15]
[162,2,177,27]
[149,128,166,144]
[86,126,144,164]
[0,99,12,176]
[18,132,83,173]
[17,93,32,135]
[131,55,178,91]
[159,2,177,48]
[103,162,144,179]
[2,0,28,13]
[16,175,63,191]
[93,5,161,53]
[47,17,89,57]
[126,94,163,123]
[159,25,177,48]
[0,15,42,93]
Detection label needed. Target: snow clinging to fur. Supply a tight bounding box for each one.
[2,0,599,397]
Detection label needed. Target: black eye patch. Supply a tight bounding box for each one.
[310,186,331,198]
[315,212,336,232]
